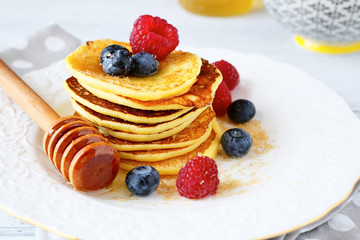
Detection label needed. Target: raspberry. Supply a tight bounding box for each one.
[176,156,219,199]
[212,60,240,90]
[130,15,179,60]
[212,81,232,116]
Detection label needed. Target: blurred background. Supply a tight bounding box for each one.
[0,0,359,116]
[0,0,359,239]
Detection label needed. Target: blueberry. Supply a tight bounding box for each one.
[100,44,132,76]
[125,166,160,196]
[221,128,252,158]
[130,52,159,76]
[100,44,130,60]
[227,99,256,123]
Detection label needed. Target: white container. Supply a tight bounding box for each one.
[264,0,360,54]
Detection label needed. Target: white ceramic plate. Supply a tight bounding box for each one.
[0,48,359,240]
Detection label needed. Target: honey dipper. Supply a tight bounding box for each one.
[0,59,120,191]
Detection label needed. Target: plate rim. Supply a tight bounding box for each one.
[0,47,359,240]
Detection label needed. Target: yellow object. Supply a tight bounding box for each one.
[296,35,360,54]
[107,108,215,151]
[63,38,222,177]
[73,59,222,111]
[119,120,222,175]
[117,129,210,162]
[63,77,192,124]
[71,99,206,134]
[252,0,264,10]
[179,0,253,16]
[97,118,195,142]
[65,40,202,101]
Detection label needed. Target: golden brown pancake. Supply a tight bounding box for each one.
[116,126,212,161]
[65,40,202,101]
[107,108,215,151]
[118,125,221,175]
[77,59,222,110]
[71,99,207,134]
[96,118,194,142]
[64,77,192,124]
[62,38,223,179]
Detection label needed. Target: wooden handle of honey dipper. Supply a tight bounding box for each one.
[0,59,60,132]
[0,59,120,191]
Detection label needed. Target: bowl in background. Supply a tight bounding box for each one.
[264,0,360,54]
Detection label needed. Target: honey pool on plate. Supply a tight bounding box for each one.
[104,117,275,200]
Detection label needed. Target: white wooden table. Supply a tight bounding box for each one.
[0,0,359,239]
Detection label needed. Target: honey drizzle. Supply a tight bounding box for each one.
[156,117,276,200]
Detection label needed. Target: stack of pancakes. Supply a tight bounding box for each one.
[63,39,222,176]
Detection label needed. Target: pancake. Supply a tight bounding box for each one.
[97,117,194,142]
[65,39,202,101]
[78,59,222,110]
[72,99,207,134]
[118,121,221,175]
[106,109,215,151]
[64,77,192,124]
[116,123,212,161]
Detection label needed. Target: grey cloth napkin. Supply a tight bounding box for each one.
[1,23,359,240]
